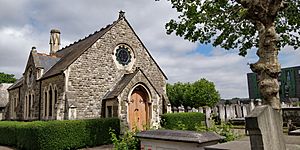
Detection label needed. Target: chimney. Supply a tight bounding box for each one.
[49,29,61,54]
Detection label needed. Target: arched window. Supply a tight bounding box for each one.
[54,89,57,105]
[25,95,28,119]
[28,94,31,118]
[44,91,47,117]
[49,86,53,117]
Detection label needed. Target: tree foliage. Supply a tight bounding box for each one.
[163,0,299,109]
[165,0,300,56]
[0,72,16,84]
[167,79,220,108]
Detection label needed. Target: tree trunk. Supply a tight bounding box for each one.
[236,0,285,110]
[250,22,281,110]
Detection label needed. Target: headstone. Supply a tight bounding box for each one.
[231,105,236,118]
[257,99,262,106]
[187,106,192,112]
[241,104,248,117]
[250,99,255,111]
[246,105,286,150]
[172,107,178,113]
[235,104,243,118]
[179,106,185,113]
[281,102,287,108]
[204,106,211,128]
[225,105,232,121]
[192,108,198,112]
[198,107,203,113]
[218,105,226,122]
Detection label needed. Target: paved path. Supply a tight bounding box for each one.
[205,135,300,150]
[1,135,299,150]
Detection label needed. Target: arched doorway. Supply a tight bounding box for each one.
[128,85,151,131]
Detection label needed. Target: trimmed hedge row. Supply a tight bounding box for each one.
[160,112,205,130]
[0,118,120,150]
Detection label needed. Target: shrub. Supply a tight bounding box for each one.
[196,122,239,142]
[110,129,140,150]
[0,118,120,150]
[160,112,205,130]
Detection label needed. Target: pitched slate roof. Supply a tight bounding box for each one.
[40,21,117,80]
[7,77,23,90]
[103,68,161,100]
[40,14,167,80]
[103,70,139,100]
[33,53,61,72]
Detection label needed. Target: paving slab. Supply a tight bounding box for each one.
[205,135,300,150]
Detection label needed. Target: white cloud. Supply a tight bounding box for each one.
[0,0,298,99]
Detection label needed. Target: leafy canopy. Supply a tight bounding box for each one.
[0,72,16,84]
[165,0,300,56]
[167,78,220,108]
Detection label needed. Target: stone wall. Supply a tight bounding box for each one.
[40,74,65,120]
[67,18,166,121]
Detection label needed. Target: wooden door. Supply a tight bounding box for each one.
[129,90,148,130]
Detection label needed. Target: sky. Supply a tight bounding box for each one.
[0,0,299,99]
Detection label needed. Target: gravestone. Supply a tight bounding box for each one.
[198,107,204,113]
[204,106,212,128]
[250,99,255,111]
[225,105,232,121]
[246,105,286,150]
[242,104,248,117]
[179,106,185,112]
[235,104,243,118]
[218,105,226,122]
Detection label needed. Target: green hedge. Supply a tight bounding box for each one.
[0,118,120,150]
[161,112,205,130]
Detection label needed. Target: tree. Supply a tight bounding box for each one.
[167,79,220,108]
[164,0,300,110]
[0,72,16,84]
[190,79,220,107]
[166,82,186,107]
